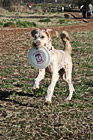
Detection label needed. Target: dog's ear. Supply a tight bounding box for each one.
[46,29,58,39]
[31,29,39,37]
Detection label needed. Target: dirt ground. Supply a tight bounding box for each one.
[0,12,93,140]
[0,21,93,37]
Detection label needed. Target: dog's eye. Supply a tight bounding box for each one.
[40,36,44,39]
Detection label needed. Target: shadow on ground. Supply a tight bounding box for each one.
[0,90,40,108]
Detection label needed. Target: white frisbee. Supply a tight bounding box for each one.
[28,46,51,69]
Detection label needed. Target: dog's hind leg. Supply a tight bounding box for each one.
[33,69,45,90]
[45,72,59,104]
[64,69,74,101]
[65,78,74,101]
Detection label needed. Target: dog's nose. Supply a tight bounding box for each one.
[33,42,39,47]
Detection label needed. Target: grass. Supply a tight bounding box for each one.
[38,18,51,22]
[16,21,37,28]
[0,21,37,28]
[58,19,79,26]
[3,21,15,27]
[0,10,82,28]
[0,22,3,27]
[0,26,93,139]
[0,18,80,28]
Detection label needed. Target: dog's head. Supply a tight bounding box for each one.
[31,28,58,50]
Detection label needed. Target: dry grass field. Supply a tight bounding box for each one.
[0,8,93,140]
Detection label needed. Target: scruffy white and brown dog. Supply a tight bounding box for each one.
[31,28,74,104]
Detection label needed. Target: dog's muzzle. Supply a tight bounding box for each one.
[32,40,41,48]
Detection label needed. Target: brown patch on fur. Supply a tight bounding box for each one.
[37,40,41,47]
[46,29,58,39]
[45,31,50,38]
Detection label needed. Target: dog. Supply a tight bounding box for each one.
[31,28,74,104]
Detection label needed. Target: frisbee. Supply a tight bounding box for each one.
[28,47,51,69]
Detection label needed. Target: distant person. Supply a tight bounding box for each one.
[80,5,84,13]
[53,1,56,4]
[29,3,32,9]
[88,4,92,17]
[21,0,23,5]
[82,5,87,18]
[69,3,72,9]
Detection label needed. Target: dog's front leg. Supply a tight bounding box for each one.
[33,69,45,90]
[45,73,59,104]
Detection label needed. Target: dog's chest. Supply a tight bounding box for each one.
[46,51,65,73]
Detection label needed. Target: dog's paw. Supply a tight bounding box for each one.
[45,101,51,105]
[32,85,39,91]
[65,96,71,101]
[33,80,39,91]
[45,96,52,105]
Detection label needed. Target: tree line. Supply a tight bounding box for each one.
[0,0,93,8]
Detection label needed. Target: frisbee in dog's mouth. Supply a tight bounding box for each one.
[28,46,51,69]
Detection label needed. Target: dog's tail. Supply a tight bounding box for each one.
[60,31,72,55]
